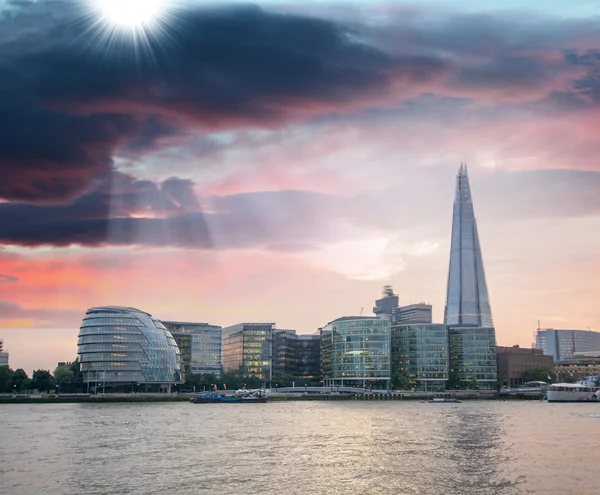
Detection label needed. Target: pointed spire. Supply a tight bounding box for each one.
[445,161,493,327]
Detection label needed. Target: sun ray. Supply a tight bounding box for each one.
[66,0,182,65]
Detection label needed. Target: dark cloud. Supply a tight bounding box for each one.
[0,0,598,219]
[0,1,446,202]
[0,172,210,247]
[0,171,349,249]
[0,274,18,283]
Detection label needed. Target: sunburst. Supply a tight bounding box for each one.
[74,0,180,63]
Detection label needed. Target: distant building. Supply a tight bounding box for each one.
[297,334,321,385]
[222,323,274,380]
[320,317,391,389]
[373,286,399,320]
[0,340,8,367]
[272,329,299,376]
[372,286,432,326]
[162,321,222,376]
[554,351,600,383]
[448,326,498,390]
[77,306,183,393]
[391,324,448,392]
[396,303,432,324]
[57,362,72,368]
[496,346,554,388]
[534,328,600,361]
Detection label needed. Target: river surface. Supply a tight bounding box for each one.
[1,400,598,494]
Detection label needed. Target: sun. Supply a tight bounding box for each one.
[94,0,166,28]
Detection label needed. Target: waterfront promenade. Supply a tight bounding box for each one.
[0,388,505,403]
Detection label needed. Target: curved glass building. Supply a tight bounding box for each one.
[77,306,183,393]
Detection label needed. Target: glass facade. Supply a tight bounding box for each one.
[320,317,391,388]
[272,330,299,375]
[297,335,321,384]
[162,321,222,376]
[77,306,183,392]
[444,164,493,327]
[448,326,497,390]
[391,324,448,392]
[222,323,273,380]
[535,328,600,361]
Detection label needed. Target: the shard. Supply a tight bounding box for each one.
[444,164,494,327]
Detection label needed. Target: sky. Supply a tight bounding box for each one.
[1,0,599,373]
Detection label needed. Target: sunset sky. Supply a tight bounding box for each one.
[1,0,599,373]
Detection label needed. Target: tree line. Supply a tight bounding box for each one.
[0,360,83,394]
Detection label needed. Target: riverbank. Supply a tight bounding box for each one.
[0,391,511,404]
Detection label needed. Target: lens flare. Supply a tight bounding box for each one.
[95,0,165,28]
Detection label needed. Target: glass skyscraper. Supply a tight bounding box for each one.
[444,164,493,327]
[444,164,497,389]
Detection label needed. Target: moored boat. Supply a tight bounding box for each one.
[192,389,268,404]
[546,383,599,403]
[428,397,461,403]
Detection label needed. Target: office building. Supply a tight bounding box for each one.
[391,324,448,392]
[162,321,222,376]
[320,317,391,388]
[272,329,299,376]
[534,328,600,361]
[448,326,497,389]
[496,345,554,388]
[77,306,184,393]
[373,286,399,320]
[396,303,432,324]
[297,334,321,384]
[222,323,274,380]
[0,340,8,367]
[444,164,494,327]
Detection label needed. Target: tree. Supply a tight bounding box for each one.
[53,366,74,384]
[10,368,29,392]
[390,370,410,390]
[31,370,55,392]
[0,365,12,393]
[69,359,84,386]
[271,372,296,388]
[468,377,480,390]
[522,366,556,384]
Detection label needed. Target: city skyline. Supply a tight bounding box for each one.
[1,0,600,373]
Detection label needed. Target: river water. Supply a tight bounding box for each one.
[1,400,598,494]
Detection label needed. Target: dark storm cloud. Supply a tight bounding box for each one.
[0,172,208,247]
[0,1,446,202]
[0,172,344,249]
